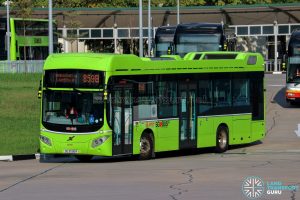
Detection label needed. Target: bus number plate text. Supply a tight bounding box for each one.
[64,149,79,154]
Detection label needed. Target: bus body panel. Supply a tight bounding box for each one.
[231,114,251,144]
[9,18,16,60]
[155,119,179,152]
[197,117,214,148]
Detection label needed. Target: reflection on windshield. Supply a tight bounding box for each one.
[176,34,221,56]
[288,63,300,83]
[156,43,171,57]
[43,91,104,126]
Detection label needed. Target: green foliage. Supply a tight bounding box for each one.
[0,0,298,8]
[0,74,41,155]
[14,0,300,8]
[11,0,33,18]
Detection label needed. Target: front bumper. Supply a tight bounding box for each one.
[40,130,112,156]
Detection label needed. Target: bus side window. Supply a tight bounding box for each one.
[198,79,213,115]
[214,79,231,107]
[157,81,178,118]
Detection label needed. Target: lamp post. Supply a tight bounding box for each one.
[274,20,278,72]
[177,0,180,24]
[139,0,143,57]
[49,0,53,54]
[148,0,151,57]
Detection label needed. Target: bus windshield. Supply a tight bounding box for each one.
[42,91,104,131]
[156,42,171,56]
[287,63,300,83]
[176,34,221,56]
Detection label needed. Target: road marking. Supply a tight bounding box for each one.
[268,84,285,87]
[0,155,13,162]
[295,124,300,137]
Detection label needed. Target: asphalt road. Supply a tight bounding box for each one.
[0,74,300,200]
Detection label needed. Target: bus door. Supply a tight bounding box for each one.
[179,81,197,149]
[112,85,133,155]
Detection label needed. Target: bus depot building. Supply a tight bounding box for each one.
[1,3,300,71]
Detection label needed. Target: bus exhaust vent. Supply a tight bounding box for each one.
[193,54,202,60]
[150,57,175,61]
[247,56,257,65]
[203,54,237,60]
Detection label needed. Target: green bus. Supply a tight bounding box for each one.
[40,52,265,161]
[0,18,58,60]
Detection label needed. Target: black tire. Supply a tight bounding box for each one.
[215,126,229,153]
[139,134,154,160]
[75,155,93,162]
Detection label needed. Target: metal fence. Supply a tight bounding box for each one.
[0,60,44,73]
[264,60,283,73]
[0,59,284,73]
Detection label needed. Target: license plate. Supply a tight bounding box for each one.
[64,149,79,154]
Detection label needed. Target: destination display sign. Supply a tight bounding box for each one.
[44,70,103,88]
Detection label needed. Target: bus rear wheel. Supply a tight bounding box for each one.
[215,126,229,153]
[75,155,93,162]
[139,134,154,160]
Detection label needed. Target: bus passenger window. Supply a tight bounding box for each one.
[136,81,156,120]
[214,79,231,107]
[232,79,250,106]
[157,81,177,118]
[198,80,213,115]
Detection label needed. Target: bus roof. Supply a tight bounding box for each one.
[175,23,223,34]
[44,52,264,74]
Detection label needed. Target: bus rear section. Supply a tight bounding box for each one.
[286,30,300,104]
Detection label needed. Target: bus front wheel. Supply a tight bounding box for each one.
[215,126,229,153]
[139,134,154,160]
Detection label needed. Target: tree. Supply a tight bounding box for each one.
[62,11,82,52]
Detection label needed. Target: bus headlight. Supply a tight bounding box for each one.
[40,135,52,146]
[92,136,109,148]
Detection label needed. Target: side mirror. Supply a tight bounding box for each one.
[38,80,42,99]
[167,46,172,55]
[282,54,287,71]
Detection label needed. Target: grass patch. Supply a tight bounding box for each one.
[0,73,42,155]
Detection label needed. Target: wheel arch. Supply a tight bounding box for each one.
[217,123,229,135]
[141,128,155,156]
[141,128,155,146]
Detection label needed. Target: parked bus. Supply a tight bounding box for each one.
[0,18,58,61]
[286,30,300,104]
[154,25,176,57]
[155,23,227,57]
[40,51,265,161]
